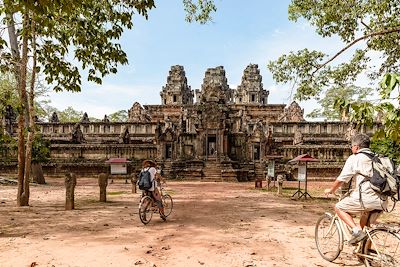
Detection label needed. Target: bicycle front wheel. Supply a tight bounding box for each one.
[139,196,153,225]
[162,194,173,217]
[315,213,343,262]
[363,228,400,267]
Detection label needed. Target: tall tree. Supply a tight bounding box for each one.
[268,0,400,142]
[0,0,216,206]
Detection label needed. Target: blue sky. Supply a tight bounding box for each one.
[46,0,346,119]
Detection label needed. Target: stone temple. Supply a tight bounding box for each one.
[0,64,379,181]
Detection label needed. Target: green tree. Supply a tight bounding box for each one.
[308,85,373,120]
[268,1,400,144]
[56,107,83,123]
[108,110,128,122]
[0,0,216,206]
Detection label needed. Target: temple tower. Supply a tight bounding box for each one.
[234,64,269,105]
[160,65,193,105]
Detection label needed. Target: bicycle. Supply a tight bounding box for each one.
[138,185,173,225]
[315,196,400,266]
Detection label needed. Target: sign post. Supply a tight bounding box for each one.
[288,154,319,200]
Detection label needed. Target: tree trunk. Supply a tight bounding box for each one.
[98,173,108,202]
[17,13,30,206]
[65,173,77,210]
[31,162,45,184]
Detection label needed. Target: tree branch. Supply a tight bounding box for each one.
[312,26,400,75]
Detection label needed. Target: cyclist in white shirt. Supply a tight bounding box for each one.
[325,133,387,245]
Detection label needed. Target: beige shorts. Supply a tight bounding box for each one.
[335,194,383,213]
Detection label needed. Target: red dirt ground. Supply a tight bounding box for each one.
[1,178,399,267]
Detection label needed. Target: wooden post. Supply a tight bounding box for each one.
[98,173,108,202]
[65,173,76,210]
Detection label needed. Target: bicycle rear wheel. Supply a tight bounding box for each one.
[162,194,173,217]
[139,196,153,225]
[315,213,343,262]
[363,228,400,267]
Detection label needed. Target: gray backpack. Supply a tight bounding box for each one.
[359,152,400,200]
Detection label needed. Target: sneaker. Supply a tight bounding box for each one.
[349,231,367,245]
[160,213,167,221]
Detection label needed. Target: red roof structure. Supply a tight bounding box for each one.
[105,158,131,164]
[288,154,319,164]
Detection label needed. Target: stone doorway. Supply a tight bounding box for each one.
[207,135,217,156]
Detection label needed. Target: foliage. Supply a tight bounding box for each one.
[57,106,83,122]
[0,73,18,114]
[370,138,400,165]
[183,0,217,24]
[108,109,128,122]
[308,85,372,120]
[31,134,50,163]
[268,0,400,142]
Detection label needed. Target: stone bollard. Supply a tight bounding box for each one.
[266,175,272,191]
[98,173,108,202]
[65,173,77,210]
[255,178,263,188]
[131,174,137,194]
[277,174,284,195]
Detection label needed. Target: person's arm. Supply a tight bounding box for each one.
[156,173,166,184]
[325,179,344,196]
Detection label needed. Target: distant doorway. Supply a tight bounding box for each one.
[207,136,217,156]
[165,144,172,159]
[253,144,260,160]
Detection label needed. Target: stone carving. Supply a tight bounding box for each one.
[235,64,269,105]
[102,115,110,123]
[160,65,193,105]
[345,124,357,141]
[128,102,151,122]
[81,112,90,123]
[293,128,303,145]
[4,105,16,135]
[279,101,305,122]
[50,111,59,123]
[119,126,130,144]
[71,123,84,143]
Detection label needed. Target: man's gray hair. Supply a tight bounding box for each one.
[351,133,370,148]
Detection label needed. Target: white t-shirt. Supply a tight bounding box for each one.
[337,148,387,208]
[142,166,157,191]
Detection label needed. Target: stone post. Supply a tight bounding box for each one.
[98,173,108,202]
[266,175,272,191]
[277,174,284,195]
[65,173,76,210]
[131,174,137,194]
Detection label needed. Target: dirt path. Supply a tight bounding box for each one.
[0,178,398,267]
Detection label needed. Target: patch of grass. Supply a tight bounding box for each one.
[107,191,129,196]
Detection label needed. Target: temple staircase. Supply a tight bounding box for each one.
[203,158,222,182]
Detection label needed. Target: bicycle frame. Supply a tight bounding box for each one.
[324,212,386,260]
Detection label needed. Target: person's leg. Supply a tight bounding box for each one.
[335,197,366,244]
[334,205,357,228]
[151,189,166,218]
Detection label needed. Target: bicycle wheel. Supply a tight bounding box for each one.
[315,213,343,262]
[162,194,173,217]
[363,228,400,267]
[139,196,153,225]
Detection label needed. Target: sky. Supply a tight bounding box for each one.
[46,0,348,120]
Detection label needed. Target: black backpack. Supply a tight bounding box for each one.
[137,168,152,190]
